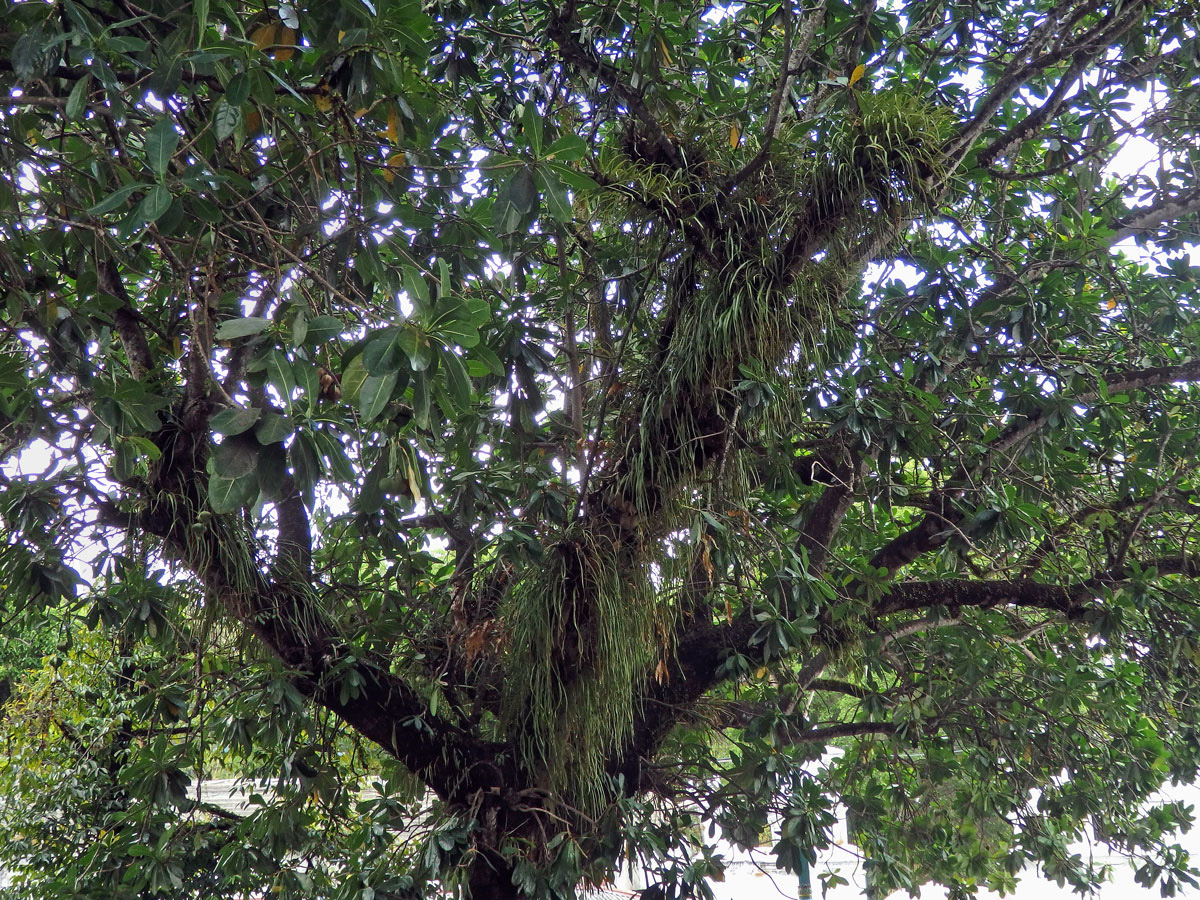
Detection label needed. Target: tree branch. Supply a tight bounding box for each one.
[795,445,870,575]
[870,358,1200,576]
[977,51,1092,169]
[724,0,826,192]
[1110,187,1200,245]
[945,0,1141,168]
[96,255,153,381]
[548,1,683,169]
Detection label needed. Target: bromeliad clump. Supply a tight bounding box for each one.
[501,532,658,812]
[497,89,949,814]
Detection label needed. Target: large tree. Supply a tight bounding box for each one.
[3,0,1200,897]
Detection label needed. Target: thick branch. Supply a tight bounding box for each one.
[877,557,1200,620]
[795,445,869,575]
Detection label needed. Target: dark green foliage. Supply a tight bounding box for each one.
[3,0,1200,898]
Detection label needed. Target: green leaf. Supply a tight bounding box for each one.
[303,315,343,345]
[402,266,431,310]
[522,102,544,155]
[212,434,259,479]
[145,118,180,177]
[435,317,480,349]
[311,429,356,482]
[214,317,271,340]
[441,349,471,411]
[135,185,173,225]
[65,76,90,121]
[208,472,258,514]
[111,440,137,481]
[110,379,168,432]
[87,183,147,216]
[256,441,287,499]
[412,369,431,429]
[12,27,46,82]
[508,165,538,214]
[195,0,209,43]
[546,161,600,192]
[536,166,573,222]
[266,350,296,407]
[210,406,261,436]
[254,412,291,445]
[291,308,308,347]
[398,327,434,371]
[438,257,453,301]
[340,353,368,405]
[224,72,251,108]
[544,134,588,161]
[290,432,322,501]
[363,328,402,375]
[359,371,398,422]
[214,99,242,141]
[468,343,506,378]
[462,297,491,327]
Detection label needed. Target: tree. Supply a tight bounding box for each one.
[3,0,1200,896]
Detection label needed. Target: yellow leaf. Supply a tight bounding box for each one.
[337,30,346,42]
[658,37,673,66]
[654,659,670,684]
[381,152,404,184]
[314,84,332,112]
[250,23,277,53]
[729,122,740,148]
[755,666,769,680]
[273,26,296,60]
[1106,297,1117,310]
[849,63,866,86]
[405,460,422,503]
[387,106,399,143]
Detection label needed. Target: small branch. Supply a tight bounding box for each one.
[547,1,683,168]
[1110,187,1200,245]
[724,0,826,192]
[791,720,898,743]
[807,677,869,698]
[945,0,1140,168]
[976,51,1091,169]
[869,358,1200,577]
